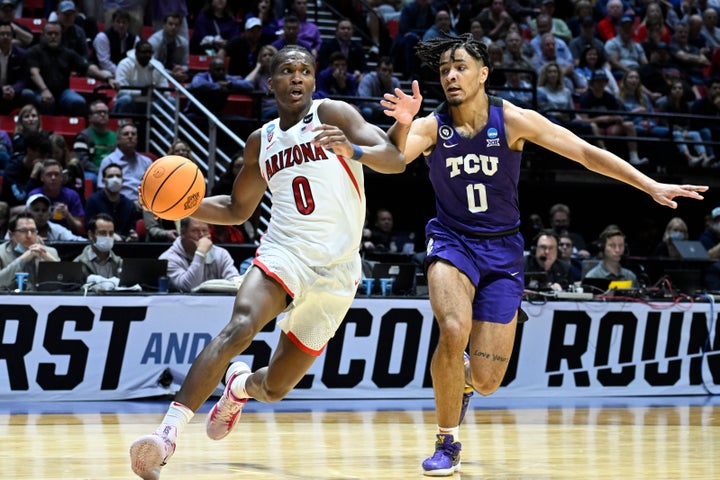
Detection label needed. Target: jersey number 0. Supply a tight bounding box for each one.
[292,176,315,215]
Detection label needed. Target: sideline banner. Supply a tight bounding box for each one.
[0,295,718,400]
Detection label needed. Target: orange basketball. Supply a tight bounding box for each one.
[140,155,206,220]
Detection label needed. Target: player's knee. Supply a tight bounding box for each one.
[437,322,471,348]
[473,378,502,396]
[217,316,257,352]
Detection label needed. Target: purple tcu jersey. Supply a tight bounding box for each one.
[425,96,522,235]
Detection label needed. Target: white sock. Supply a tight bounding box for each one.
[157,401,194,435]
[229,372,252,399]
[438,425,459,441]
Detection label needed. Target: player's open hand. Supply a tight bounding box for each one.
[311,124,353,158]
[381,80,422,125]
[650,182,708,209]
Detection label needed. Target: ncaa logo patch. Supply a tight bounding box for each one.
[486,127,500,147]
[266,123,275,143]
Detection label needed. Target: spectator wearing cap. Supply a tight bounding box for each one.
[700,206,720,290]
[529,0,572,44]
[577,68,650,166]
[92,9,140,76]
[317,18,368,80]
[0,0,34,47]
[605,15,648,77]
[219,17,263,77]
[597,0,627,42]
[0,212,61,291]
[24,193,85,242]
[569,16,606,64]
[55,1,89,59]
[27,159,86,235]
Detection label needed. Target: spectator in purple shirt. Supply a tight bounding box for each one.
[27,158,86,235]
[272,15,313,52]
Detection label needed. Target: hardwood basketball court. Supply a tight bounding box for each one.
[2,396,718,479]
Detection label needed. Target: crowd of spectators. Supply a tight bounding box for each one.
[1,0,720,294]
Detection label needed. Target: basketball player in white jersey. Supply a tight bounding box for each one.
[129,46,406,479]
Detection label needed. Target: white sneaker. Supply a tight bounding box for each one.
[206,362,251,440]
[129,425,177,480]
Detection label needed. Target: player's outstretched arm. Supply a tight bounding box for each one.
[503,101,708,208]
[192,130,268,225]
[314,99,406,173]
[382,80,434,163]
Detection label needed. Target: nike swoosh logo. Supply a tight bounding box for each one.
[510,272,520,277]
[443,142,458,148]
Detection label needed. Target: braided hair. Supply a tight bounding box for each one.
[414,33,492,72]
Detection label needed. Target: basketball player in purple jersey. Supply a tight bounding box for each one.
[382,34,708,476]
[129,45,405,479]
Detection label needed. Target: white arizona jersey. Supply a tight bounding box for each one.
[258,99,366,266]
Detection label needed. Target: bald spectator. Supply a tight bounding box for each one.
[27,22,118,116]
[530,0,572,43]
[97,123,152,204]
[702,8,720,50]
[422,9,456,41]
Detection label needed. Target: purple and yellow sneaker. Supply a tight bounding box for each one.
[422,433,462,476]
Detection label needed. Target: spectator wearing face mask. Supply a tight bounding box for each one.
[74,213,123,280]
[83,162,139,240]
[652,217,689,258]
